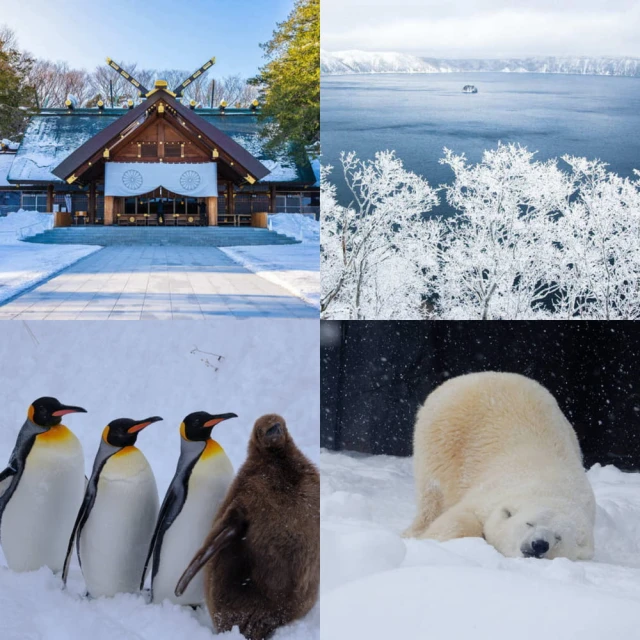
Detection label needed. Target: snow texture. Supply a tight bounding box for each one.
[230,135,300,183]
[0,210,100,304]
[8,114,121,183]
[0,210,55,244]
[0,320,319,640]
[0,154,16,188]
[321,450,640,639]
[321,49,640,77]
[221,215,320,309]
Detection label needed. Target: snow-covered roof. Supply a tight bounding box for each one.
[0,153,17,187]
[8,113,122,184]
[6,109,315,186]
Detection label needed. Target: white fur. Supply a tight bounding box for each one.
[405,372,596,560]
[79,447,158,596]
[1,428,84,572]
[152,450,234,605]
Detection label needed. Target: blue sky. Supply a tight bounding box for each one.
[0,0,293,76]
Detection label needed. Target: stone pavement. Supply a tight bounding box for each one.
[0,246,318,320]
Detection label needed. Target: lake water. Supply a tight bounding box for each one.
[321,73,640,211]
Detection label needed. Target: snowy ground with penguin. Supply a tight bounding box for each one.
[0,319,319,640]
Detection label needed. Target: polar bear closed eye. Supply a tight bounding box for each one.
[483,504,591,560]
[403,372,595,561]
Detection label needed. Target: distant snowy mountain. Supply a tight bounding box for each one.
[321,50,640,77]
[320,50,440,74]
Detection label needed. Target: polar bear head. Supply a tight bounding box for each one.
[483,503,593,560]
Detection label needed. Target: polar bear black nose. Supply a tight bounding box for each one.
[531,539,549,557]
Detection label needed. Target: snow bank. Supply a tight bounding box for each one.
[321,451,640,639]
[221,229,319,310]
[0,321,319,639]
[0,210,100,305]
[0,209,54,245]
[0,243,100,305]
[269,213,319,244]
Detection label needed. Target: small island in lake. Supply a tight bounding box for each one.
[462,85,478,94]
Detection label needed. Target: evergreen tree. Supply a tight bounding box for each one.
[251,0,319,161]
[0,27,35,141]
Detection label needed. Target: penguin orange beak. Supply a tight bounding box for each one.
[52,405,87,417]
[204,413,238,428]
[127,416,163,433]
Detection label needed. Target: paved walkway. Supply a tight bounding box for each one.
[0,246,318,319]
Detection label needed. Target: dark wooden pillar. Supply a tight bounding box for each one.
[46,184,54,212]
[270,184,277,213]
[89,181,96,224]
[227,180,235,225]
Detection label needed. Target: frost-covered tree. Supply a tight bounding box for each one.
[554,157,640,319]
[321,151,438,319]
[437,144,572,319]
[321,144,640,320]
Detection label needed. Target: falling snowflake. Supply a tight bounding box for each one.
[180,170,201,191]
[122,169,143,190]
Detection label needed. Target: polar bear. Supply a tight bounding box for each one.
[404,372,595,560]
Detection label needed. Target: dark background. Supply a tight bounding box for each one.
[321,321,640,471]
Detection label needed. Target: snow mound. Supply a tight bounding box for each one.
[322,565,640,640]
[321,451,640,639]
[0,209,54,245]
[269,213,319,244]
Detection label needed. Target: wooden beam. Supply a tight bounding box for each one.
[46,184,54,212]
[270,184,277,213]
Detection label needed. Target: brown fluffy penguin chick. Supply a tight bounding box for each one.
[175,414,319,640]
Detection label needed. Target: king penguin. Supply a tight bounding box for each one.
[141,411,237,605]
[62,416,162,597]
[0,397,87,573]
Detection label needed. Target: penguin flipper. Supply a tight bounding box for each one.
[174,504,247,598]
[140,484,179,591]
[62,474,100,585]
[0,467,16,498]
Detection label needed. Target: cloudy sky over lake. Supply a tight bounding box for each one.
[322,0,640,58]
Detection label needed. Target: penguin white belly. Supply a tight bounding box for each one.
[153,447,234,605]
[1,427,84,573]
[79,447,158,597]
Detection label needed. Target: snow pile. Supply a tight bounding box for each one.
[321,451,640,639]
[0,210,54,245]
[269,213,319,244]
[221,221,320,310]
[0,211,101,306]
[0,246,100,307]
[0,321,319,640]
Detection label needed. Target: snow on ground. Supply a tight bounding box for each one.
[269,214,319,244]
[0,209,55,244]
[0,210,100,305]
[220,215,320,310]
[0,321,319,640]
[321,450,640,639]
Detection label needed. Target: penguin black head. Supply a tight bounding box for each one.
[29,397,87,428]
[251,414,290,452]
[180,411,238,442]
[102,416,163,448]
